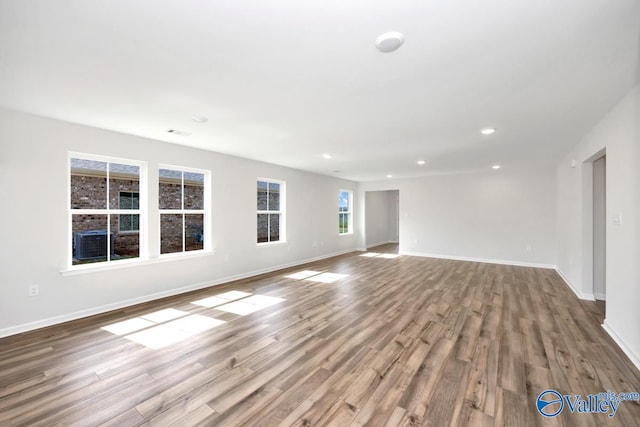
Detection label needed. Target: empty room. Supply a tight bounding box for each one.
[1,1,640,425]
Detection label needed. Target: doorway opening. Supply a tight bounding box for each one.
[582,149,606,319]
[364,190,399,253]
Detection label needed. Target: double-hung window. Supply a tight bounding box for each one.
[339,190,353,235]
[257,179,285,244]
[159,167,210,255]
[69,154,145,266]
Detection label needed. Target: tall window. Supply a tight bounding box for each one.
[339,190,352,235]
[69,155,144,266]
[257,179,285,244]
[159,167,209,255]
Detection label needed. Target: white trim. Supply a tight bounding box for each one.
[2,248,354,338]
[400,251,557,269]
[594,292,606,301]
[555,268,596,301]
[61,249,215,276]
[602,320,640,372]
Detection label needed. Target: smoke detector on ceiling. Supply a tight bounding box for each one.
[375,32,405,53]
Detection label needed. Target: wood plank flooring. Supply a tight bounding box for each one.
[1,245,639,426]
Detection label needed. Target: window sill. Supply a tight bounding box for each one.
[60,249,215,276]
[338,232,354,237]
[256,240,287,248]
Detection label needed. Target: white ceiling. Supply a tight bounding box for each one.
[1,0,639,181]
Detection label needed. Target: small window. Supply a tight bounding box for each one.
[339,190,352,235]
[119,192,140,232]
[69,155,144,266]
[257,179,285,244]
[159,167,209,255]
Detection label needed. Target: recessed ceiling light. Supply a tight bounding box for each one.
[375,32,405,53]
[386,174,393,178]
[191,115,208,123]
[167,129,191,136]
[417,160,426,165]
[492,165,501,170]
[481,128,496,135]
[322,153,332,159]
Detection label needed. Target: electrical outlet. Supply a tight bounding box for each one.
[28,284,39,297]
[526,244,532,252]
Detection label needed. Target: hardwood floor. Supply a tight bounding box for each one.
[1,249,639,426]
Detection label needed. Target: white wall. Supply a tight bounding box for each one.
[364,190,398,248]
[556,84,640,368]
[0,109,358,336]
[358,167,557,267]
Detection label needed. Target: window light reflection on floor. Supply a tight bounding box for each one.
[101,308,226,349]
[303,272,349,284]
[284,270,322,280]
[215,294,285,315]
[360,252,400,259]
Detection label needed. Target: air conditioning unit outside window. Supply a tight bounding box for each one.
[74,230,115,260]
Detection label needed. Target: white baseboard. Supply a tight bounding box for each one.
[400,251,557,270]
[0,248,355,339]
[594,292,606,301]
[555,268,596,301]
[602,320,640,372]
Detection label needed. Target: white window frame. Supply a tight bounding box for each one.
[68,152,147,269]
[159,165,211,256]
[338,189,353,235]
[257,178,286,245]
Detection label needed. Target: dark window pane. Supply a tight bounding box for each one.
[161,214,184,254]
[119,192,139,210]
[184,173,204,210]
[185,214,204,251]
[159,169,182,209]
[269,214,280,242]
[72,214,110,264]
[118,213,139,232]
[257,181,268,210]
[257,214,269,243]
[70,159,107,209]
[109,163,140,209]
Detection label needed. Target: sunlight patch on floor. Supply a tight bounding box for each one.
[215,293,285,315]
[101,318,155,336]
[101,309,226,349]
[141,308,188,323]
[284,270,322,280]
[360,252,399,259]
[304,272,349,284]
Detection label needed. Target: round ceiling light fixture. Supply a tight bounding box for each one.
[417,160,426,165]
[322,153,332,159]
[492,165,501,170]
[375,32,405,53]
[481,128,496,135]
